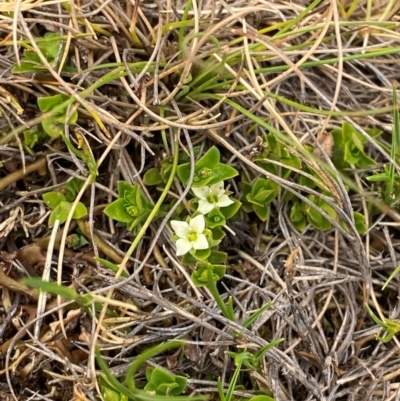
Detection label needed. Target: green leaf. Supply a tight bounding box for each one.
[306,208,331,231]
[366,172,392,182]
[172,376,187,395]
[38,94,68,112]
[155,383,178,395]
[143,168,164,186]
[353,212,367,235]
[290,203,307,232]
[252,178,278,204]
[42,118,63,138]
[207,163,238,185]
[23,126,47,152]
[43,191,66,209]
[72,202,87,219]
[192,248,211,261]
[99,377,128,401]
[242,301,273,329]
[117,181,135,199]
[357,151,375,168]
[102,384,128,401]
[144,366,187,396]
[253,203,270,221]
[12,59,47,73]
[161,159,173,182]
[365,304,400,343]
[344,141,359,164]
[342,121,355,142]
[366,128,383,138]
[206,209,226,228]
[219,198,241,220]
[64,178,85,201]
[181,252,197,266]
[49,201,72,225]
[40,33,63,60]
[104,199,134,223]
[208,250,228,264]
[177,147,227,187]
[24,52,42,62]
[382,264,400,290]
[195,146,220,170]
[57,109,78,125]
[21,277,78,300]
[176,163,192,186]
[210,226,225,245]
[149,367,176,385]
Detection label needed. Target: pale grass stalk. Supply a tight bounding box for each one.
[34,219,60,339]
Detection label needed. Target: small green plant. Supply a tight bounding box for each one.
[144,367,187,396]
[37,94,78,139]
[143,146,202,187]
[242,178,279,221]
[12,33,64,74]
[177,146,238,187]
[43,178,87,226]
[170,147,275,329]
[104,181,166,234]
[23,125,48,155]
[252,134,301,179]
[96,341,206,401]
[331,121,380,170]
[218,345,282,401]
[365,304,400,343]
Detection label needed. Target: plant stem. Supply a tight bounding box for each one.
[207,267,235,322]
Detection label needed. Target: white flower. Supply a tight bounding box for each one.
[171,215,209,256]
[192,182,234,214]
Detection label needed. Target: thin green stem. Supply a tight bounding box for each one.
[207,267,235,321]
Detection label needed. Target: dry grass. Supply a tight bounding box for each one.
[0,0,400,400]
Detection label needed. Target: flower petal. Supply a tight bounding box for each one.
[192,234,209,250]
[210,182,225,197]
[197,199,215,214]
[192,186,210,200]
[216,194,234,208]
[189,214,205,233]
[171,220,190,238]
[175,238,192,256]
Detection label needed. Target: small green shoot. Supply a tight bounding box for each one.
[96,341,207,401]
[365,304,400,343]
[331,121,377,170]
[242,178,279,221]
[144,367,187,396]
[225,340,284,372]
[43,178,87,226]
[104,181,165,234]
[38,94,78,139]
[177,146,238,188]
[12,33,64,73]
